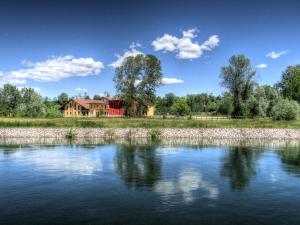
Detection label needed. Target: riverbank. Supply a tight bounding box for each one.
[1,117,300,128]
[1,127,300,139]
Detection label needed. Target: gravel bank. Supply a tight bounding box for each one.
[0,128,300,139]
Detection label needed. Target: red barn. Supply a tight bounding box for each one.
[101,96,124,116]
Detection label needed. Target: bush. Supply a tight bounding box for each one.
[271,99,300,120]
[45,104,62,118]
[171,98,190,116]
[149,129,161,142]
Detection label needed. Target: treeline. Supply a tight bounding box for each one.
[0,85,65,117]
[1,54,300,120]
[0,85,110,118]
[155,56,300,120]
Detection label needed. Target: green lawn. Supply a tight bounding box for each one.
[0,117,299,128]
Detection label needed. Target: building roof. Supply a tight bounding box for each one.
[72,99,104,109]
[101,96,121,101]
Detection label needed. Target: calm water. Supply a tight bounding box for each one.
[0,142,300,225]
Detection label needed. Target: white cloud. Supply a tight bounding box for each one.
[109,42,144,68]
[0,55,104,85]
[152,28,220,60]
[257,64,268,68]
[134,77,183,86]
[161,77,184,84]
[76,87,87,92]
[266,50,289,59]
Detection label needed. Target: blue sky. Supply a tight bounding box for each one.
[0,0,299,98]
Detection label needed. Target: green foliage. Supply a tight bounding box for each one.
[149,129,162,142]
[0,84,21,116]
[45,103,62,118]
[171,98,190,116]
[17,88,46,117]
[221,55,256,117]
[276,64,300,102]
[93,94,102,100]
[155,93,177,115]
[271,99,300,120]
[114,54,162,116]
[217,92,233,115]
[57,92,69,108]
[65,127,77,139]
[104,129,116,140]
[187,93,220,113]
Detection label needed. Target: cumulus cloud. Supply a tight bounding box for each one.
[266,50,289,59]
[152,28,219,60]
[0,55,104,85]
[257,64,268,68]
[161,77,184,84]
[76,87,87,92]
[134,77,183,86]
[109,42,144,68]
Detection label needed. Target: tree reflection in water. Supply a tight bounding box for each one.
[278,147,300,177]
[221,146,262,190]
[114,144,161,188]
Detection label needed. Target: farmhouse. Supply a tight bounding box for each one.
[64,97,155,117]
[64,99,105,117]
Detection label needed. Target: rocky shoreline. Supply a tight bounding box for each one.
[0,128,300,139]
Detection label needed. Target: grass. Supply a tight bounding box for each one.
[0,116,299,128]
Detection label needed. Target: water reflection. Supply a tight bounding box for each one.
[278,147,300,177]
[221,146,262,190]
[114,144,162,187]
[155,170,219,203]
[2,147,103,175]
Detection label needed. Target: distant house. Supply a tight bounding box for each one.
[64,99,105,117]
[64,97,155,117]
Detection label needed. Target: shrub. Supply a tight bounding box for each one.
[45,104,62,118]
[149,129,161,142]
[271,99,300,120]
[104,129,116,140]
[171,98,190,116]
[65,128,77,139]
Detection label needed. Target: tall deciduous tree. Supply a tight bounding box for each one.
[220,55,256,117]
[114,54,162,116]
[276,65,300,102]
[57,92,69,108]
[0,84,21,116]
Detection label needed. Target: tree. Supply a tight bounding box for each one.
[171,98,190,116]
[164,93,176,108]
[271,99,300,120]
[83,92,90,99]
[0,84,21,116]
[276,65,300,102]
[217,92,233,115]
[57,92,69,108]
[187,93,220,113]
[17,88,46,117]
[93,94,102,100]
[45,103,62,118]
[220,55,256,117]
[114,54,162,116]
